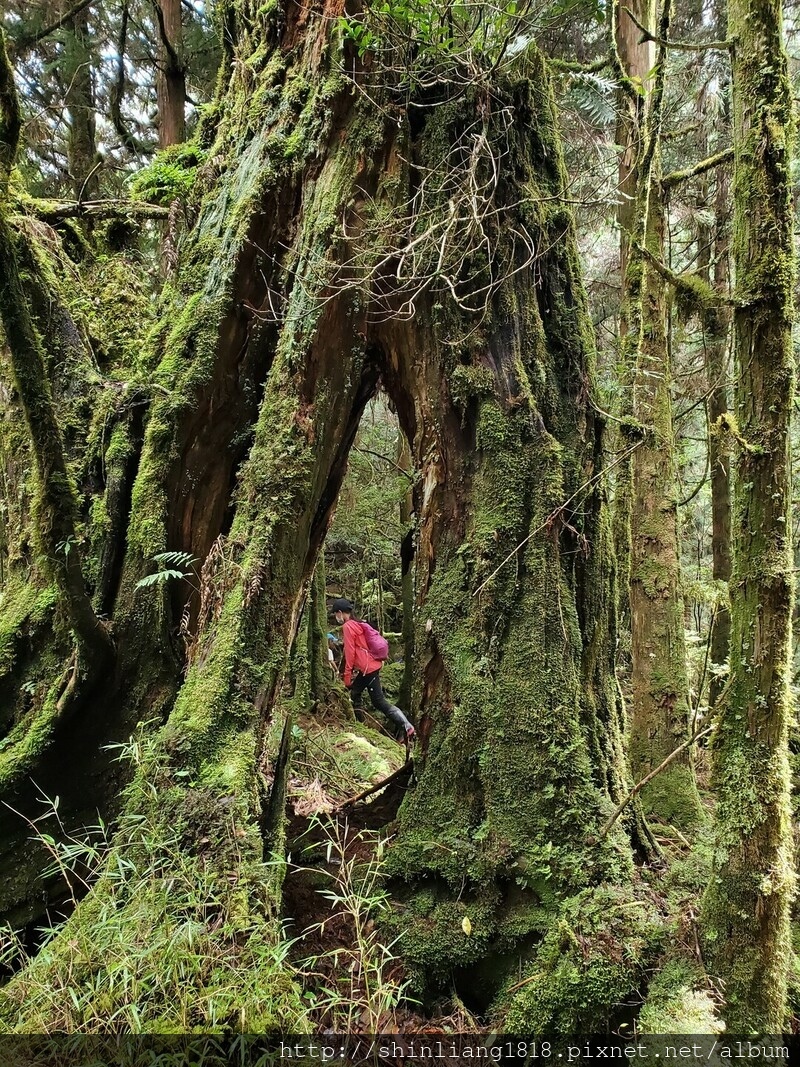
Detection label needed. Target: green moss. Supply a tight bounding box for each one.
[496,887,663,1034]
[129,142,208,206]
[638,958,723,1033]
[449,364,496,413]
[0,578,40,678]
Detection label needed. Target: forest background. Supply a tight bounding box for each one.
[0,0,796,1041]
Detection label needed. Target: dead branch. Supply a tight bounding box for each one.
[29,198,171,221]
[598,724,714,838]
[336,761,414,810]
[623,7,734,50]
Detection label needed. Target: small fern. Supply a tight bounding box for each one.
[135,569,189,589]
[152,551,197,569]
[134,552,199,591]
[565,71,618,128]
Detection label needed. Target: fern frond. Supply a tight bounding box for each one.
[151,551,198,568]
[134,569,189,590]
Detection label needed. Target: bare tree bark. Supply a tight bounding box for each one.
[154,0,185,147]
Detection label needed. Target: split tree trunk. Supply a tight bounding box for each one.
[0,2,646,1032]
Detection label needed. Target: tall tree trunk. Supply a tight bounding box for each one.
[611,0,655,618]
[704,163,733,711]
[154,0,185,148]
[701,0,795,1029]
[617,0,703,830]
[63,4,98,200]
[628,167,703,829]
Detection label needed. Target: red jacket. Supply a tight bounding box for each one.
[342,619,382,686]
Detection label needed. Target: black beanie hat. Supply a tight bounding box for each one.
[330,598,354,615]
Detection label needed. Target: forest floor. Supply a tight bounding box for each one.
[278,699,726,1035]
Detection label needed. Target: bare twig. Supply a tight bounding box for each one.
[623,7,733,50]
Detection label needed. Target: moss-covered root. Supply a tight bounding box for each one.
[494,887,663,1034]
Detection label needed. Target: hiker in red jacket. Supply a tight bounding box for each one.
[331,598,416,742]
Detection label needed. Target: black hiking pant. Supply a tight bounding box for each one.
[350,670,411,736]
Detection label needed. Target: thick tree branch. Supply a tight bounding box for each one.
[623,7,734,50]
[662,147,733,188]
[636,238,737,308]
[11,0,95,53]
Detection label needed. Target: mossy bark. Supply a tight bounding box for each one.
[700,0,796,1029]
[0,28,162,928]
[704,165,732,711]
[694,47,732,713]
[0,47,112,688]
[1,5,646,1032]
[628,173,703,830]
[613,0,703,832]
[611,0,655,626]
[307,559,331,704]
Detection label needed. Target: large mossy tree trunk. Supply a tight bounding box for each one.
[700,0,796,1029]
[0,1,652,1032]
